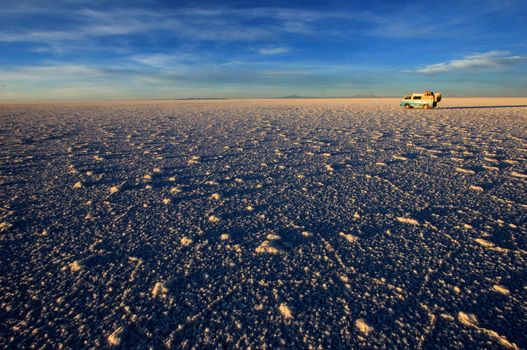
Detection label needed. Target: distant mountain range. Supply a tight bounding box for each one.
[175,97,228,100]
[276,94,388,99]
[171,95,392,100]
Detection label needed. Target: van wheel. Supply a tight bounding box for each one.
[404,104,412,109]
[423,104,431,109]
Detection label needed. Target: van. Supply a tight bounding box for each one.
[400,91,442,109]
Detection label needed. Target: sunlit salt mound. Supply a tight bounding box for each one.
[355,319,373,335]
[458,311,478,327]
[396,217,419,225]
[107,326,124,346]
[208,215,221,223]
[455,167,476,175]
[339,232,358,243]
[210,192,222,200]
[457,312,519,350]
[152,281,169,299]
[492,285,510,295]
[469,185,484,192]
[180,237,193,246]
[255,234,282,254]
[188,155,200,164]
[300,231,313,237]
[170,187,182,194]
[68,260,83,272]
[278,303,293,319]
[511,171,527,179]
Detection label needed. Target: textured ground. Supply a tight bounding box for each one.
[1,98,526,349]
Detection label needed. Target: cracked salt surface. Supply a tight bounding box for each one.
[0,99,526,349]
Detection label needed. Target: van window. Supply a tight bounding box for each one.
[412,96,421,100]
[404,96,411,100]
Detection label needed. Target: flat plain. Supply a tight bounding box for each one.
[1,98,526,349]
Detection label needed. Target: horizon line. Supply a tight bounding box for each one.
[3,96,527,106]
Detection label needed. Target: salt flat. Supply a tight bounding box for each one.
[1,98,526,349]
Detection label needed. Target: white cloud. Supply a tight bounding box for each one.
[258,47,289,55]
[0,65,105,81]
[415,51,527,73]
[130,54,180,68]
[0,6,359,45]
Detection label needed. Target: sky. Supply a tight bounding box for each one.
[1,0,526,101]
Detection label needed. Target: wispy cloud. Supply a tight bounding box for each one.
[0,65,106,81]
[257,47,289,55]
[0,6,353,45]
[0,7,168,43]
[0,3,512,49]
[415,51,527,73]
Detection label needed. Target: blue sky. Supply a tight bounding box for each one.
[1,0,526,101]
